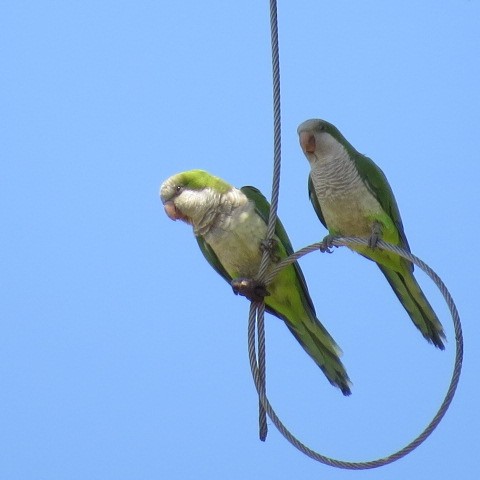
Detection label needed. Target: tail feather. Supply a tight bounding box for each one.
[285,319,352,396]
[378,265,446,349]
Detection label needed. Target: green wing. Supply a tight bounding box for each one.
[240,185,317,316]
[308,174,327,229]
[195,235,232,284]
[354,153,411,254]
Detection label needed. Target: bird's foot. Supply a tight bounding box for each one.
[368,222,383,249]
[260,238,280,263]
[319,234,336,253]
[231,278,270,302]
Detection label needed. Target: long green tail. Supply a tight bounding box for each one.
[378,265,446,349]
[284,316,352,396]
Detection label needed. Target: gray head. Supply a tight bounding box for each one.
[297,119,357,163]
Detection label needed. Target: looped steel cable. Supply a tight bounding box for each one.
[248,237,463,469]
[249,0,462,466]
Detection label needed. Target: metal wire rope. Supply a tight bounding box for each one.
[246,0,464,468]
[249,238,463,469]
[252,0,282,441]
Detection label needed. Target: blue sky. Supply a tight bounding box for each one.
[2,1,479,478]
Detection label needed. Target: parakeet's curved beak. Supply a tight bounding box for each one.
[163,201,181,221]
[299,131,316,154]
[163,200,189,223]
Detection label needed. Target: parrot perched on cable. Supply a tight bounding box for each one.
[160,169,351,395]
[297,119,445,349]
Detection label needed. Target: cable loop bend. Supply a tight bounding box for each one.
[248,237,463,469]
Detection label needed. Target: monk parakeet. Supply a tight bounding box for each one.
[160,169,351,395]
[297,119,446,349]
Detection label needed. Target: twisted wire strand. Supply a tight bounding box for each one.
[248,237,463,469]
[257,0,282,282]
[252,0,282,440]
[256,301,268,441]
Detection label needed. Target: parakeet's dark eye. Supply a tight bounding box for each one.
[175,185,183,194]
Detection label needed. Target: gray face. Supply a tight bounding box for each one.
[298,127,345,164]
[159,176,192,223]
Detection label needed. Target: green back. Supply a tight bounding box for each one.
[353,153,411,254]
[241,185,317,317]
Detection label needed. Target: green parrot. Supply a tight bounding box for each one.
[160,169,351,395]
[297,119,446,349]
